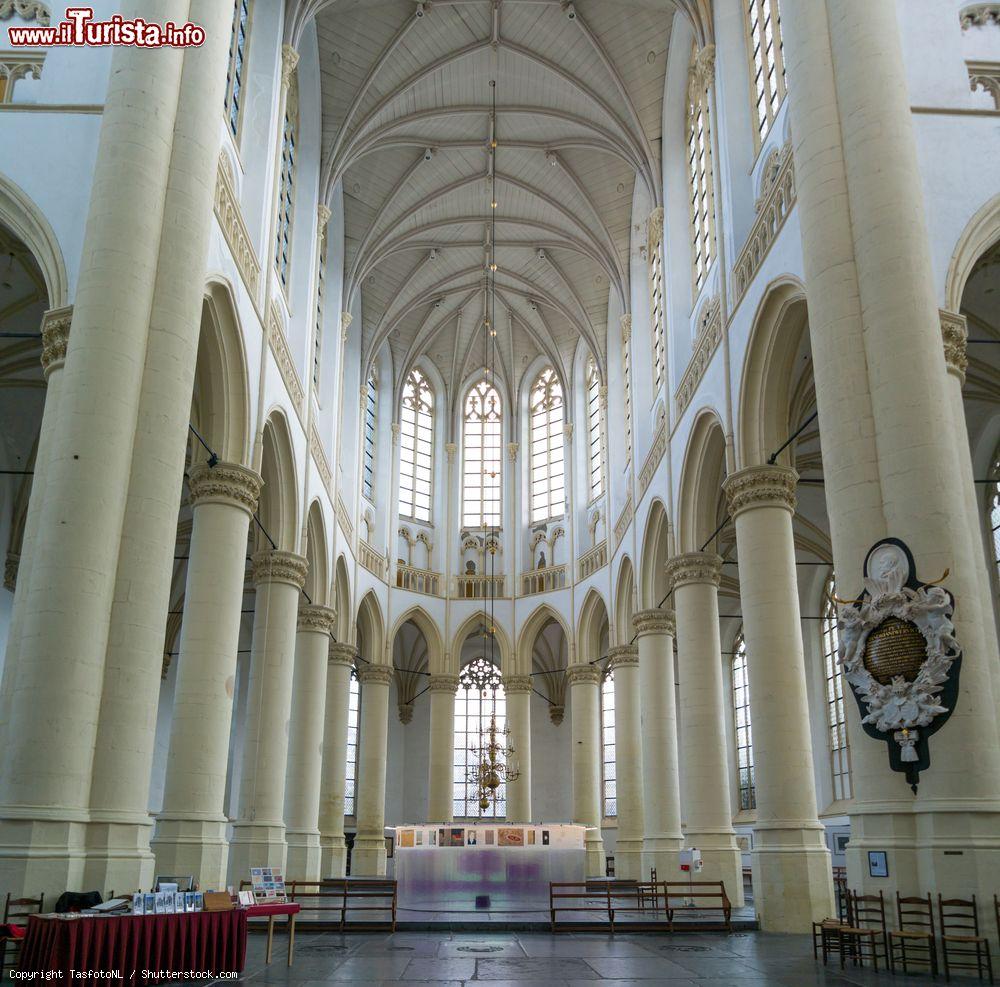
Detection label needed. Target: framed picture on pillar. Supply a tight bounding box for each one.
[385,836,394,859]
[868,851,889,878]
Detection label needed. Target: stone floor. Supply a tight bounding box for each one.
[232,929,947,985]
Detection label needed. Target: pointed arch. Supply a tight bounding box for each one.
[258,410,299,552]
[613,555,635,645]
[577,588,610,665]
[639,499,671,610]
[388,605,444,673]
[677,407,728,554]
[945,191,1000,312]
[0,172,67,307]
[356,590,386,665]
[304,501,330,607]
[516,603,572,677]
[451,610,512,677]
[333,554,352,642]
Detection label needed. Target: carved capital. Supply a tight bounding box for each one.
[4,551,18,592]
[724,464,797,518]
[251,550,308,589]
[280,44,299,87]
[665,551,723,590]
[565,663,600,687]
[940,309,969,381]
[298,603,336,634]
[689,43,716,96]
[428,674,460,693]
[359,664,393,687]
[328,642,358,668]
[317,203,332,229]
[502,675,533,695]
[398,702,414,725]
[647,207,664,251]
[40,305,72,377]
[391,422,400,445]
[633,607,676,637]
[598,384,608,408]
[608,644,639,670]
[620,313,632,342]
[507,441,519,462]
[563,422,574,441]
[548,704,565,726]
[188,462,262,516]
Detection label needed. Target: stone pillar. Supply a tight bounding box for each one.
[634,609,684,877]
[85,0,235,893]
[666,553,744,905]
[0,0,187,898]
[151,462,261,888]
[781,0,1000,912]
[228,550,308,884]
[427,675,459,822]
[319,643,356,877]
[724,466,834,931]
[609,645,644,880]
[502,675,533,822]
[352,665,392,875]
[567,664,604,876]
[284,605,336,881]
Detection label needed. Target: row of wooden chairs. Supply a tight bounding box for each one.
[814,889,996,982]
[0,892,44,974]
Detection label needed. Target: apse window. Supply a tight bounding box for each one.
[601,669,617,818]
[399,368,434,523]
[732,632,756,811]
[650,232,666,391]
[622,327,633,465]
[363,373,377,503]
[823,578,852,801]
[991,455,1000,581]
[687,45,716,296]
[453,659,507,819]
[529,367,565,522]
[585,355,604,501]
[224,0,252,139]
[463,379,503,528]
[312,221,327,391]
[745,0,787,147]
[344,671,360,817]
[274,71,298,288]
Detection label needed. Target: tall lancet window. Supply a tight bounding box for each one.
[529,367,565,522]
[744,0,786,147]
[601,669,617,817]
[453,659,507,819]
[399,368,434,522]
[622,318,633,465]
[649,214,666,391]
[463,379,503,528]
[224,0,252,138]
[362,372,377,503]
[687,45,716,296]
[274,72,298,288]
[822,577,852,801]
[585,356,604,500]
[312,215,328,391]
[990,453,1000,581]
[344,670,360,816]
[732,631,756,810]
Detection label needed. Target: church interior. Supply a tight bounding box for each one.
[1,0,999,981]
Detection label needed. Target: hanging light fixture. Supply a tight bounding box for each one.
[466,78,519,816]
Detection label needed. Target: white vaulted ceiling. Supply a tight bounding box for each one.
[303,0,684,406]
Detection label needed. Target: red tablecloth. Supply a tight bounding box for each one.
[18,910,248,979]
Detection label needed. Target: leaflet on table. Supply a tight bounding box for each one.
[131,890,204,914]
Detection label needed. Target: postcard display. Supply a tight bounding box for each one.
[393,823,586,910]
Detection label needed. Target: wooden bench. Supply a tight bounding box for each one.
[662,881,732,932]
[550,882,612,931]
[338,879,397,932]
[287,881,347,929]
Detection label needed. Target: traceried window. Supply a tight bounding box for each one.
[463,379,503,528]
[687,47,716,296]
[732,632,756,811]
[650,234,666,391]
[399,368,434,522]
[601,670,617,817]
[454,659,507,819]
[224,0,251,138]
[529,368,565,522]
[274,73,298,288]
[990,455,1000,581]
[622,327,633,464]
[362,373,377,503]
[745,0,786,147]
[344,670,360,816]
[585,356,604,500]
[822,578,852,801]
[312,220,327,391]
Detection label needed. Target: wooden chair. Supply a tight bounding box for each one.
[838,889,888,971]
[1,892,44,975]
[889,892,938,976]
[637,867,658,911]
[813,917,849,964]
[938,895,993,983]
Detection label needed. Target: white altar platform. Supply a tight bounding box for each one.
[393,823,586,912]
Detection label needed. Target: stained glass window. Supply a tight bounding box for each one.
[224,0,251,138]
[586,356,604,500]
[687,48,716,295]
[463,379,503,527]
[822,577,852,801]
[454,659,507,819]
[745,0,786,147]
[399,369,434,522]
[529,368,565,522]
[344,671,360,816]
[601,669,617,817]
[732,632,755,811]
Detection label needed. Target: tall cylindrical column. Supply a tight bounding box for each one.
[151,462,261,888]
[352,665,392,875]
[724,467,834,931]
[567,664,604,876]
[503,675,533,822]
[428,675,459,822]
[228,551,308,884]
[666,553,744,905]
[634,609,683,877]
[0,0,187,898]
[609,645,643,880]
[319,644,356,877]
[85,0,235,893]
[284,605,336,881]
[781,0,1000,911]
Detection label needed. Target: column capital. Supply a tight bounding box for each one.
[359,664,393,687]
[428,673,460,693]
[188,462,262,516]
[251,549,308,589]
[398,703,414,724]
[647,206,664,248]
[563,422,574,441]
[608,644,639,671]
[565,663,600,687]
[40,305,73,377]
[507,441,519,462]
[502,675,533,694]
[280,44,300,87]
[317,203,332,230]
[723,464,798,518]
[665,551,722,590]
[620,313,632,341]
[328,642,358,667]
[391,422,400,445]
[940,309,968,382]
[633,608,676,637]
[298,604,336,634]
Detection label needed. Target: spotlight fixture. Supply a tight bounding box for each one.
[536,248,546,261]
[415,1,425,17]
[545,150,558,167]
[489,262,498,272]
[491,200,498,209]
[423,147,436,161]
[563,2,576,19]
